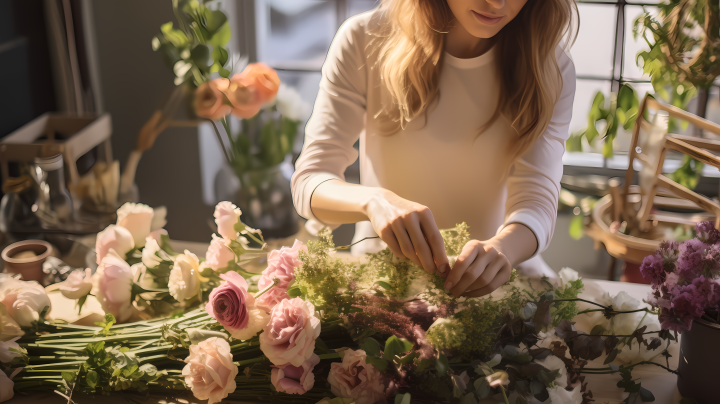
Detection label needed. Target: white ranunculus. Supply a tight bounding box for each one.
[169,251,201,302]
[95,224,135,264]
[547,385,583,404]
[275,84,310,121]
[0,277,51,327]
[117,202,154,247]
[0,337,21,363]
[142,237,163,269]
[558,267,579,284]
[59,268,93,300]
[534,355,568,388]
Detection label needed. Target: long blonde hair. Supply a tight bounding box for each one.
[371,0,578,161]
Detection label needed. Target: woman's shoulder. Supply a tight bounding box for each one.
[334,9,386,49]
[554,43,577,96]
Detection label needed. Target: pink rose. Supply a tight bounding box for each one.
[182,337,238,404]
[259,298,321,367]
[194,80,231,120]
[116,202,154,247]
[206,272,254,331]
[204,235,235,271]
[95,224,134,264]
[58,268,93,299]
[255,240,307,313]
[327,349,386,404]
[255,287,290,314]
[214,202,242,240]
[271,353,320,395]
[97,250,134,323]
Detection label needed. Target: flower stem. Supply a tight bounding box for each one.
[209,119,232,165]
[254,278,279,299]
[500,386,510,404]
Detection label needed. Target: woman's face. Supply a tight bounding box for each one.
[446,0,530,38]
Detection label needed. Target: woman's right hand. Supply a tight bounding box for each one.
[363,190,450,275]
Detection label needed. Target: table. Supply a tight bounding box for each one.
[12,262,684,403]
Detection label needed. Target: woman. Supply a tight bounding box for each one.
[291,0,577,297]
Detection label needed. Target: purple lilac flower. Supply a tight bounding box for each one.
[709,279,720,308]
[696,221,720,244]
[675,239,708,279]
[670,276,710,325]
[640,253,667,285]
[659,307,694,333]
[703,244,720,277]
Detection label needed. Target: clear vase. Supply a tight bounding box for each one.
[214,161,299,239]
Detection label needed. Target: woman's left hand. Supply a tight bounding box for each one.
[443,240,513,297]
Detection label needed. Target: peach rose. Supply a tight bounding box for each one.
[96,250,134,323]
[194,80,231,120]
[216,77,262,119]
[327,349,386,404]
[214,201,242,240]
[182,337,238,404]
[95,224,134,264]
[204,235,235,271]
[259,298,321,367]
[0,277,51,327]
[59,268,93,300]
[238,63,280,104]
[116,202,154,247]
[271,353,320,395]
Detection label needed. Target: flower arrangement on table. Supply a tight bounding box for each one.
[0,202,684,404]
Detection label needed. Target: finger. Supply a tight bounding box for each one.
[462,261,513,297]
[419,210,449,274]
[391,220,422,267]
[380,227,405,259]
[464,254,506,292]
[444,242,479,291]
[450,249,499,297]
[405,215,437,274]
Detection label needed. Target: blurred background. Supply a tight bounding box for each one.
[2,0,719,282]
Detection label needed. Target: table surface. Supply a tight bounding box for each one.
[10,243,684,404]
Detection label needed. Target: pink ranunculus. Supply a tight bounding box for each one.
[148,229,168,245]
[327,349,386,404]
[96,250,135,323]
[95,224,135,265]
[204,235,236,271]
[214,202,242,240]
[259,298,321,367]
[182,337,238,404]
[206,272,253,331]
[271,353,320,395]
[194,80,231,120]
[116,202,154,248]
[255,287,290,314]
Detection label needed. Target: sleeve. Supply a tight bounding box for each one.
[290,15,368,222]
[501,47,576,256]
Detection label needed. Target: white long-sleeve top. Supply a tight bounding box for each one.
[291,11,576,256]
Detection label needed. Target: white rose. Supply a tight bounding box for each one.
[142,238,163,269]
[0,278,51,327]
[169,251,201,302]
[558,267,579,284]
[117,202,154,247]
[58,268,93,299]
[214,202,242,240]
[547,385,582,404]
[591,291,653,337]
[0,369,14,403]
[0,337,21,363]
[534,355,567,388]
[148,228,168,245]
[227,308,269,341]
[275,84,310,121]
[95,224,135,264]
[150,206,167,232]
[96,250,135,323]
[0,302,22,342]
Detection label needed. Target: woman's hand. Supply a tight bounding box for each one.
[444,240,512,297]
[363,190,450,274]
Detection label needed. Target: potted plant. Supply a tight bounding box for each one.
[640,221,720,403]
[151,0,309,238]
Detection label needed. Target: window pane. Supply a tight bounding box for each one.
[257,0,337,70]
[571,4,617,78]
[276,71,322,152]
[348,0,378,17]
[623,5,659,80]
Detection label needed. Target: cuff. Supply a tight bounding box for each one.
[499,209,547,258]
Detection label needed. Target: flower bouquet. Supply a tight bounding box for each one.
[640,221,720,402]
[0,202,682,404]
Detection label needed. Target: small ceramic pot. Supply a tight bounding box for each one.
[2,240,52,282]
[677,318,720,403]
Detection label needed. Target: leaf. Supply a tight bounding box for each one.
[639,387,655,402]
[314,338,330,355]
[604,348,619,364]
[608,363,620,372]
[287,286,303,298]
[646,337,662,351]
[460,392,478,404]
[474,378,492,399]
[86,370,98,389]
[365,355,388,372]
[590,325,606,335]
[502,345,532,364]
[359,337,382,357]
[486,353,502,368]
[209,21,231,47]
[395,393,411,404]
[530,380,544,395]
[61,372,75,384]
[94,313,116,336]
[398,352,420,366]
[533,300,553,329]
[383,336,413,360]
[212,46,229,67]
[375,281,393,291]
[435,353,450,376]
[521,302,538,320]
[190,44,210,72]
[515,396,529,404]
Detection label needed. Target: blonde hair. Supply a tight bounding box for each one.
[370,0,578,161]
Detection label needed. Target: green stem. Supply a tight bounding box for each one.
[209,120,232,165]
[500,386,510,404]
[254,278,279,299]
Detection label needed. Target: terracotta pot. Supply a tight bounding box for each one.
[677,318,720,403]
[2,240,52,282]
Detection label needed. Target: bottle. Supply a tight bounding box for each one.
[32,154,74,226]
[638,111,669,195]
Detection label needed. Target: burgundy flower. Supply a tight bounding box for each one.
[206,272,253,331]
